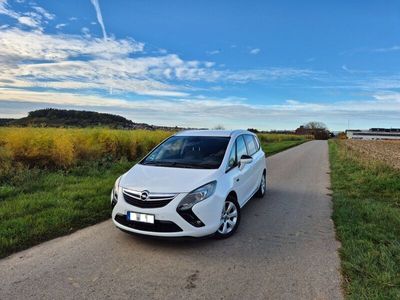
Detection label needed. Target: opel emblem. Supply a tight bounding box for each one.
[140,190,149,200]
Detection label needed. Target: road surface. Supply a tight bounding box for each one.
[0,141,343,299]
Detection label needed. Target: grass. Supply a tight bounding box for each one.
[261,139,308,156]
[0,127,312,258]
[0,160,132,258]
[257,133,312,156]
[329,140,400,299]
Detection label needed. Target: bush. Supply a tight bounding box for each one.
[0,127,172,181]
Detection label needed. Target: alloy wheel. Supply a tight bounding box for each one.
[218,200,238,235]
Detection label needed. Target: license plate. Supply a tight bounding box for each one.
[127,211,155,224]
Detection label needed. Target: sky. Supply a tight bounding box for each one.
[0,0,399,131]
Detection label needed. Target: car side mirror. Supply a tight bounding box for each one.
[239,154,253,170]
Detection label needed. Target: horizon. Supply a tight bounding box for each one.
[0,0,399,131]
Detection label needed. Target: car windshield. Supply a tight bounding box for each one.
[140,136,230,169]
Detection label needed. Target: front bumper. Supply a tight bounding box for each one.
[111,191,224,237]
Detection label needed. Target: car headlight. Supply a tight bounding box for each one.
[177,181,217,211]
[112,176,122,202]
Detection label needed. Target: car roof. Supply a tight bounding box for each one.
[174,129,253,138]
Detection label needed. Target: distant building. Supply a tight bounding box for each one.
[346,128,400,140]
[295,125,329,140]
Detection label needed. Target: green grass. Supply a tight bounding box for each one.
[261,139,308,156]
[0,160,132,258]
[329,140,400,299]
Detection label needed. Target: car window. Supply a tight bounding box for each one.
[141,136,230,169]
[236,136,248,160]
[244,134,257,155]
[226,142,237,170]
[253,136,260,150]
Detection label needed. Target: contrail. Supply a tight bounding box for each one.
[90,0,107,40]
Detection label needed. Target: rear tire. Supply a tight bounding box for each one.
[256,172,266,198]
[215,196,241,239]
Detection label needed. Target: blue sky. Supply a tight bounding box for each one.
[0,0,399,130]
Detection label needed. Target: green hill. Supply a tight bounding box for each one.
[2,108,175,130]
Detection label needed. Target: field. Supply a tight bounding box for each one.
[343,140,400,170]
[0,127,311,258]
[329,140,400,299]
[257,133,313,155]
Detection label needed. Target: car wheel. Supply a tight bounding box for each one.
[256,172,266,198]
[215,196,241,239]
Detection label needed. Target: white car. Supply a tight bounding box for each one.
[111,130,266,238]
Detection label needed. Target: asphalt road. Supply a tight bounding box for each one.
[0,140,343,300]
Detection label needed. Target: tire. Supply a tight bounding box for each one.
[215,196,241,239]
[255,172,266,198]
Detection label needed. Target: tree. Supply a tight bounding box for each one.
[303,121,328,130]
[213,124,225,130]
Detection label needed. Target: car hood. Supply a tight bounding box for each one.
[120,164,219,193]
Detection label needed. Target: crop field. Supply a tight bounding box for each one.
[329,140,400,299]
[343,140,400,170]
[257,133,313,155]
[0,127,311,258]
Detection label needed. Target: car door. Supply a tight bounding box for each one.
[243,134,263,193]
[231,135,254,206]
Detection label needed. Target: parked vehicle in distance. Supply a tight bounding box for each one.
[111,129,266,238]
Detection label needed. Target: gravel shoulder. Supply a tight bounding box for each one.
[0,140,343,300]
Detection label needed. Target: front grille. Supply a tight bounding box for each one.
[114,214,183,232]
[123,189,176,208]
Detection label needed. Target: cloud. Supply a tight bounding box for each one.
[90,0,107,40]
[372,46,400,53]
[0,27,321,99]
[373,92,400,103]
[0,0,19,19]
[0,28,143,62]
[17,15,40,27]
[55,23,67,29]
[249,48,260,55]
[32,6,54,20]
[206,50,220,55]
[81,26,91,38]
[1,89,399,129]
[0,0,54,30]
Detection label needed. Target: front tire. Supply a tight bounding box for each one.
[215,196,241,239]
[256,172,266,198]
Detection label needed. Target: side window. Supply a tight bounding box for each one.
[244,134,257,155]
[253,136,260,151]
[236,136,248,160]
[226,142,237,170]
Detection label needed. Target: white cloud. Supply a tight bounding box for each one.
[90,0,107,40]
[17,15,40,28]
[0,28,143,62]
[249,48,260,55]
[372,46,400,53]
[0,28,320,98]
[0,0,54,30]
[206,50,220,55]
[81,26,91,38]
[0,0,19,19]
[373,92,400,103]
[1,89,399,129]
[32,6,54,20]
[55,23,67,29]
